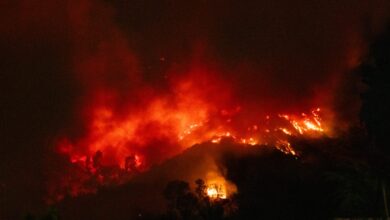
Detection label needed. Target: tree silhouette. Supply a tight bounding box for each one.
[195,179,206,199]
[360,25,390,157]
[359,30,390,218]
[163,180,198,219]
[163,179,236,220]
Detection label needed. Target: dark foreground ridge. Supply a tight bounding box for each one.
[28,131,389,220]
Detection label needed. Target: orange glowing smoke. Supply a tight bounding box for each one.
[57,69,230,170]
[60,106,326,168]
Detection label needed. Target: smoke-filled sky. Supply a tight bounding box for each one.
[1,0,390,218]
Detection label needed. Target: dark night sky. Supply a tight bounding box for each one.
[1,0,390,219]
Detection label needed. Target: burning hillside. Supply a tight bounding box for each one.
[52,67,331,201]
[54,134,378,219]
[42,0,388,204]
[2,0,390,219]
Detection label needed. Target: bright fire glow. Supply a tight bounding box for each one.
[52,71,329,201]
[203,168,235,200]
[206,184,227,199]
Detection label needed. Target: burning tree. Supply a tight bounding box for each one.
[163,179,238,220]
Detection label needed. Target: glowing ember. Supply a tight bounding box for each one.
[279,128,292,135]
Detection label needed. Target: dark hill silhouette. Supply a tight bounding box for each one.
[56,139,263,219]
[54,136,382,219]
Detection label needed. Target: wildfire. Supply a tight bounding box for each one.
[278,108,324,135]
[54,104,327,198]
[53,69,329,201]
[179,107,326,155]
[206,184,227,199]
[203,168,236,200]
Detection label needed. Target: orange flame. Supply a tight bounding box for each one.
[53,70,330,200]
[206,184,227,199]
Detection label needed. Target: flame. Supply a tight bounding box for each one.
[203,168,236,200]
[53,70,330,200]
[279,108,324,135]
[54,104,328,197]
[180,107,326,154]
[206,184,227,200]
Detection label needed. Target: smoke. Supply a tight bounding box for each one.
[61,1,390,144]
[1,0,390,217]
